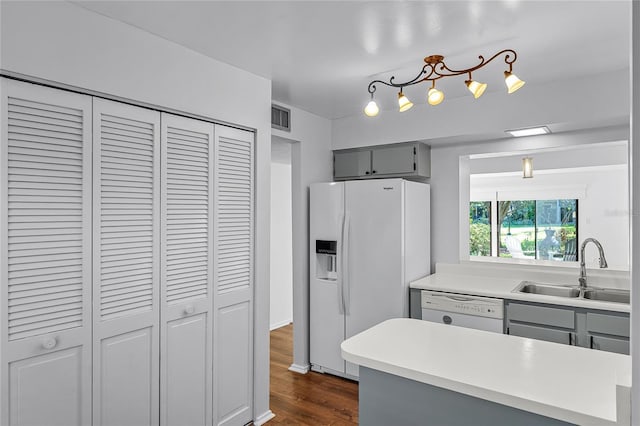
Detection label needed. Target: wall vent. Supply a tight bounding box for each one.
[271,104,291,132]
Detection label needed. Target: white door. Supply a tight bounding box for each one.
[160,113,214,426]
[309,182,345,374]
[0,79,92,426]
[213,125,254,426]
[92,98,160,426]
[344,179,404,377]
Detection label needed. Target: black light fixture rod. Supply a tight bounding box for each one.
[367,49,518,95]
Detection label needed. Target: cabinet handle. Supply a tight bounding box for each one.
[42,337,57,350]
[568,333,572,345]
[590,335,594,349]
[365,171,370,175]
[184,305,195,315]
[372,170,377,174]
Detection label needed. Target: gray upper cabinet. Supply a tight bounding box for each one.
[334,150,372,179]
[371,144,416,176]
[333,142,430,181]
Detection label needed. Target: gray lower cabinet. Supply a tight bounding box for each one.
[505,300,629,355]
[508,323,574,345]
[585,311,630,354]
[409,288,422,319]
[333,141,430,180]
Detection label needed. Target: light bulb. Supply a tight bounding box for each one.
[397,91,413,112]
[364,100,379,117]
[465,79,487,99]
[427,88,444,106]
[504,71,525,94]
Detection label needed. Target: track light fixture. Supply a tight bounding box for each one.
[364,49,525,116]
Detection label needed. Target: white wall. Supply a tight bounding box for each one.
[470,166,630,270]
[0,1,273,421]
[270,161,293,330]
[271,104,333,373]
[331,55,631,272]
[332,69,629,149]
[429,126,629,269]
[630,0,639,420]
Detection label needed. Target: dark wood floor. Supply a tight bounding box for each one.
[269,324,359,425]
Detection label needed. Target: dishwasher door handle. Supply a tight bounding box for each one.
[443,295,474,302]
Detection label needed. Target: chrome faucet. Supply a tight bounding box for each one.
[578,238,608,289]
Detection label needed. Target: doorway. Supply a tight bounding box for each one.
[270,137,293,330]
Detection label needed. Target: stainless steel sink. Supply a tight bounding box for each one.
[583,288,630,304]
[513,281,630,304]
[514,281,580,298]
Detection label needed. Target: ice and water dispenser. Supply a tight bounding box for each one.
[315,240,337,280]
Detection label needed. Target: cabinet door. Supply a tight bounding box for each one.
[508,323,573,345]
[1,79,92,426]
[93,99,160,426]
[585,312,630,338]
[334,150,371,179]
[213,125,254,426]
[507,302,575,329]
[371,145,415,176]
[160,113,214,426]
[589,335,629,355]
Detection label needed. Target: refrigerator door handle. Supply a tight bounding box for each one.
[337,213,345,315]
[343,211,351,315]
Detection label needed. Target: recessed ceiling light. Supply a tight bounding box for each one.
[505,126,551,137]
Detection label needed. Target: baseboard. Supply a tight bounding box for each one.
[288,363,310,374]
[269,320,292,331]
[254,409,275,425]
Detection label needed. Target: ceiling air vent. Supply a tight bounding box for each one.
[271,104,291,132]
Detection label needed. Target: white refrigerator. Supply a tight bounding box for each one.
[309,178,430,379]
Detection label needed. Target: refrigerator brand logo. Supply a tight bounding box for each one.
[383,187,395,190]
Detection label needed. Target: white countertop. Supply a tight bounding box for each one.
[410,272,630,313]
[341,318,631,426]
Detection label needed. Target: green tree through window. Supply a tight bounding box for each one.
[469,201,491,256]
[470,199,578,261]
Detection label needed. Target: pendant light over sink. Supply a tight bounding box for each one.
[363,49,525,116]
[522,157,534,179]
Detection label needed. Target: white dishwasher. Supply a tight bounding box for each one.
[420,290,504,333]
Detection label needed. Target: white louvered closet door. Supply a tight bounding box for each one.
[213,125,254,426]
[160,113,214,426]
[0,79,92,426]
[92,98,160,426]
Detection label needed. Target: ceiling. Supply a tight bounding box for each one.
[74,1,631,120]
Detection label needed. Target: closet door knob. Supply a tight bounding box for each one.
[42,337,57,350]
[184,305,195,315]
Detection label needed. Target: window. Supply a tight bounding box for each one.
[469,201,491,256]
[471,199,578,262]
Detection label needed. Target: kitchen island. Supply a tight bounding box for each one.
[341,318,631,426]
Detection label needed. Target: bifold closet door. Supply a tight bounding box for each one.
[213,125,254,426]
[160,113,214,426]
[92,98,160,426]
[0,79,92,426]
